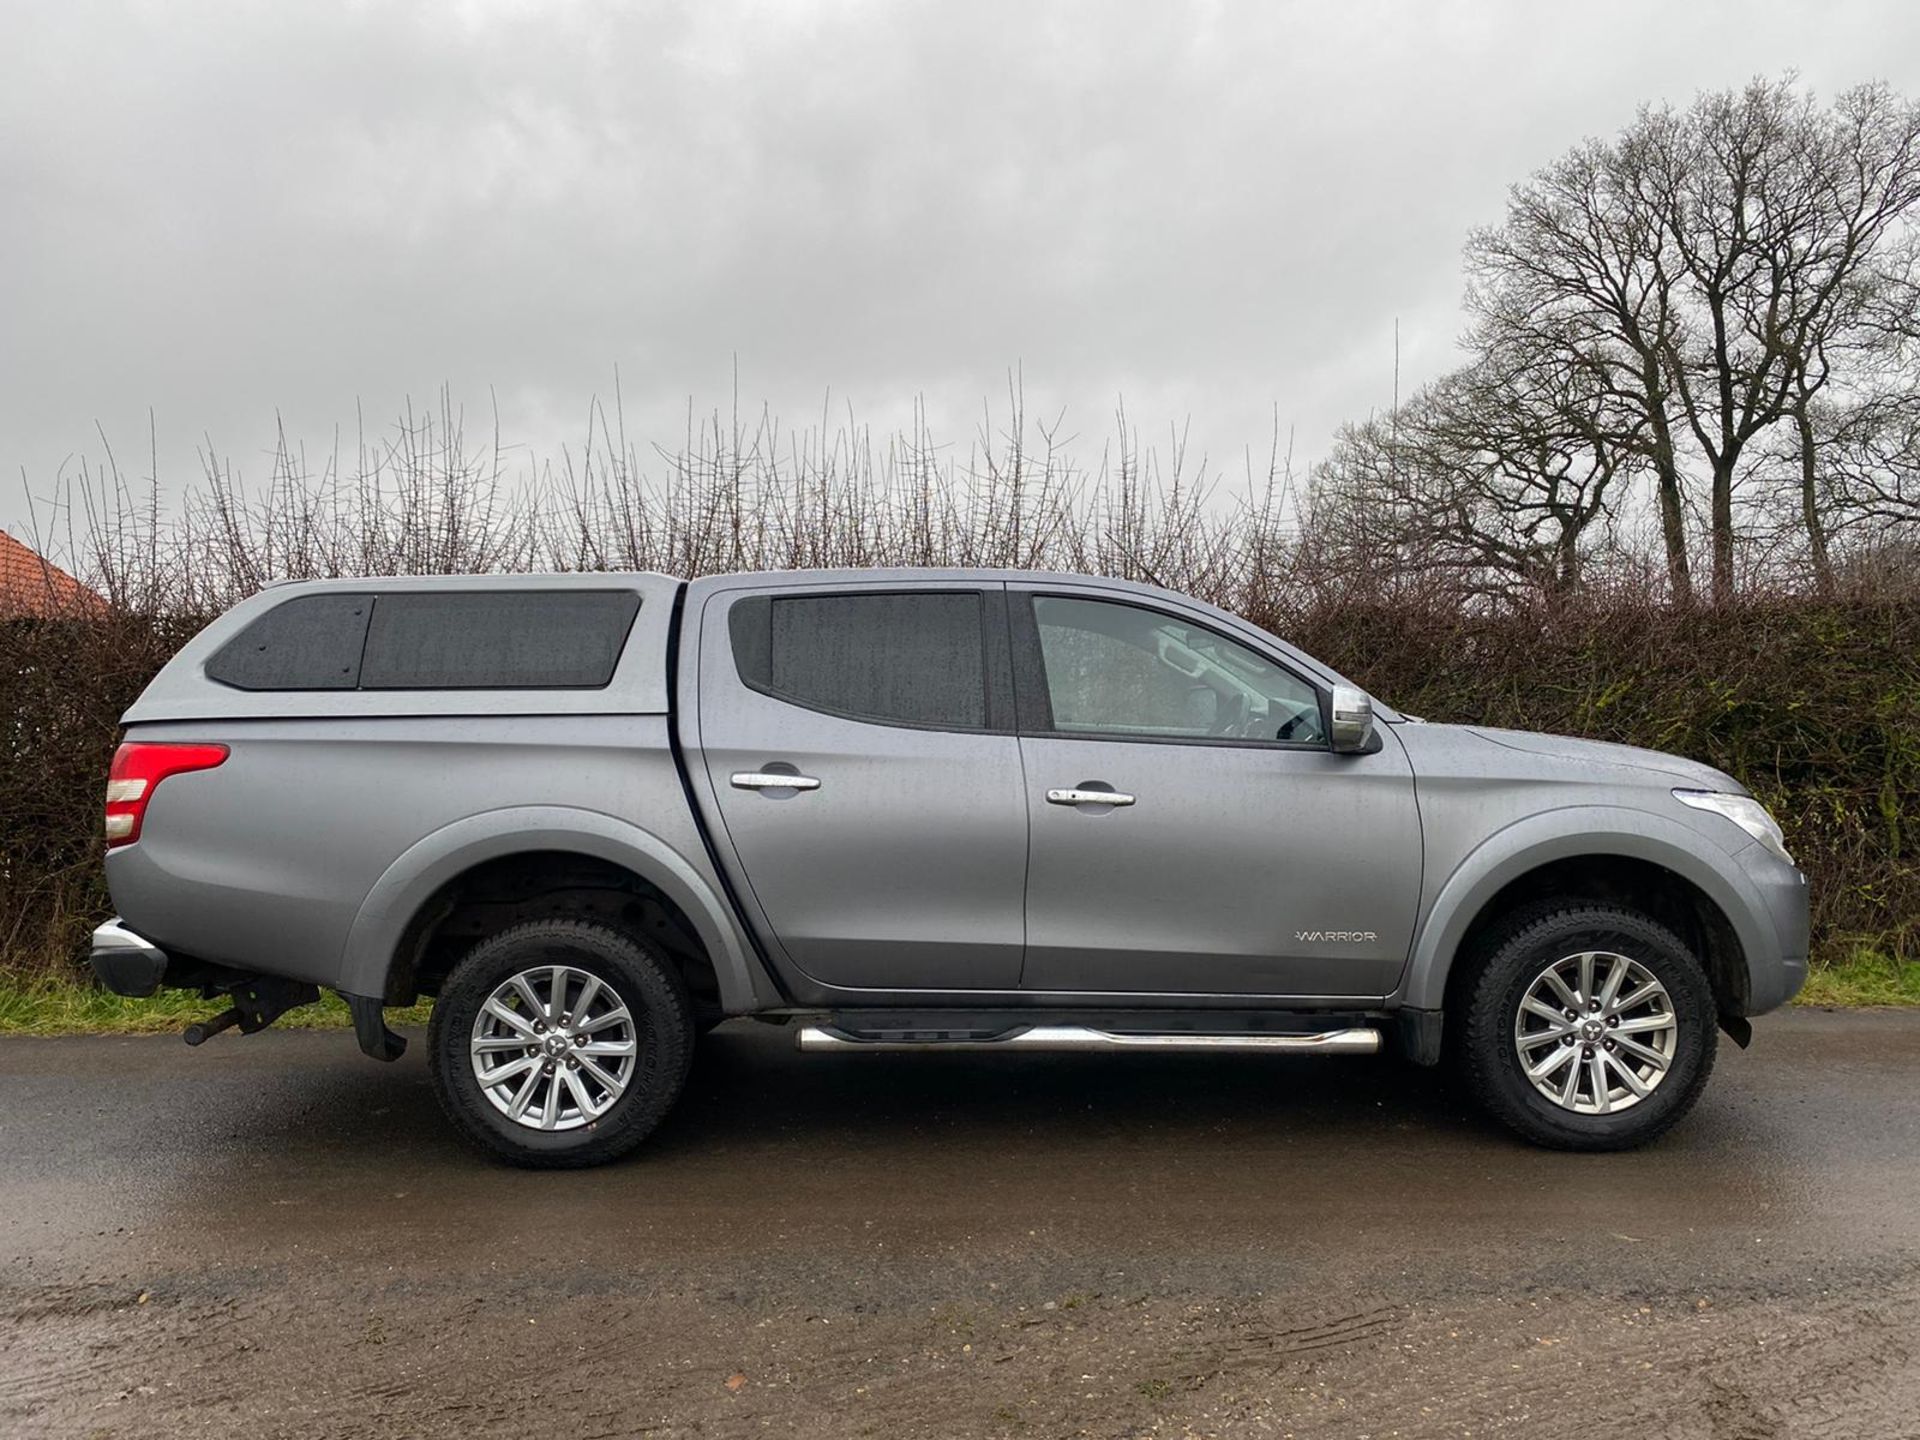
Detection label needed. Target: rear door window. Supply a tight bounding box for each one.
[729,591,992,729]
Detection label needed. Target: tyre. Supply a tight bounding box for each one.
[1459,904,1717,1151]
[427,919,695,1168]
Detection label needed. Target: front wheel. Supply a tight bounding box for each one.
[1459,904,1718,1151]
[427,919,695,1168]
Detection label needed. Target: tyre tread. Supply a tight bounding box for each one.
[427,918,695,1169]
[1460,902,1717,1152]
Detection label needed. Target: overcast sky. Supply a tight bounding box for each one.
[5,0,1920,540]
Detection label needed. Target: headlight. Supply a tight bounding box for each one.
[1673,789,1793,864]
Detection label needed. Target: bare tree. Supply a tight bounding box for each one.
[1820,389,1920,536]
[1469,78,1920,603]
[1307,342,1639,606]
[1468,123,1697,601]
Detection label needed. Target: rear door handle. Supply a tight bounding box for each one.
[1046,787,1136,807]
[731,771,821,792]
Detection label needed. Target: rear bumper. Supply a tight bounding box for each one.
[89,916,400,1058]
[90,919,169,997]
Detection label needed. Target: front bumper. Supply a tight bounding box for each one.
[90,918,169,997]
[1737,845,1811,1014]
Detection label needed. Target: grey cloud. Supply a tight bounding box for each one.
[5,0,1919,535]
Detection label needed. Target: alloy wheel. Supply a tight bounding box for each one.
[1512,950,1678,1115]
[469,964,639,1131]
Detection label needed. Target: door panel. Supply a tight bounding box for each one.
[696,585,1028,992]
[1018,733,1421,995]
[1012,588,1421,998]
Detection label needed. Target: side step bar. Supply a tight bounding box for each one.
[796,1024,1381,1055]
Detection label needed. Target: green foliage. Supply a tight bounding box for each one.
[1796,950,1920,1007]
[0,980,432,1036]
[2,611,208,981]
[5,592,1916,994]
[1278,593,1920,968]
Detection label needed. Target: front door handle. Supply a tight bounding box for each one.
[1046,787,1136,807]
[731,771,822,792]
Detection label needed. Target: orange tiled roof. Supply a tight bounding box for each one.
[0,530,100,617]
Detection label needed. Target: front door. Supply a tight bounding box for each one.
[1011,588,1421,998]
[696,581,1028,992]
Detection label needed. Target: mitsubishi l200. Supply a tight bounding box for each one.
[91,570,1809,1164]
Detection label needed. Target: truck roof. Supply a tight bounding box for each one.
[125,571,684,724]
[124,567,1379,725]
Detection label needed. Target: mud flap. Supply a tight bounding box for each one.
[347,994,409,1062]
[1395,1007,1445,1066]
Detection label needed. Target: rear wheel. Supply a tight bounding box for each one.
[428,919,694,1168]
[1460,904,1717,1151]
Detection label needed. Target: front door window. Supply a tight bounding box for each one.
[1031,595,1326,745]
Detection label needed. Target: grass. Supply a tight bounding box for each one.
[0,950,1913,1036]
[1795,948,1920,1007]
[0,980,432,1037]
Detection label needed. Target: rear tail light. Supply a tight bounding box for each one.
[105,742,229,847]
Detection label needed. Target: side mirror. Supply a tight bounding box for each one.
[1329,685,1375,754]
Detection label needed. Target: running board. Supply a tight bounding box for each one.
[795,1024,1381,1055]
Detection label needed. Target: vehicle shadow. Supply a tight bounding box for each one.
[8,1020,1869,1314]
[666,1020,1484,1151]
[145,1020,1786,1227]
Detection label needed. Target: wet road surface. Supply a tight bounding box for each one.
[4,1010,1919,1437]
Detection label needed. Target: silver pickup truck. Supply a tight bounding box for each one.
[91,568,1808,1164]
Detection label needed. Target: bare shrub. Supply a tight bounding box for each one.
[4,387,1915,986]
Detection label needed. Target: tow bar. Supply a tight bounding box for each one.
[182,976,320,1047]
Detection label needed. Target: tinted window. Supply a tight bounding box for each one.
[359,590,640,689]
[732,591,988,729]
[1031,595,1325,744]
[206,593,373,691]
[208,588,640,692]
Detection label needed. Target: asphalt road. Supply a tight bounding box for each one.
[4,1011,1919,1439]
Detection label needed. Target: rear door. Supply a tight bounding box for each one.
[1011,585,1422,998]
[692,580,1028,992]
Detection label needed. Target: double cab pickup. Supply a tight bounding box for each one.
[92,569,1809,1164]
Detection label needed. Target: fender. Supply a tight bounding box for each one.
[1394,805,1774,1012]
[336,804,772,1012]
